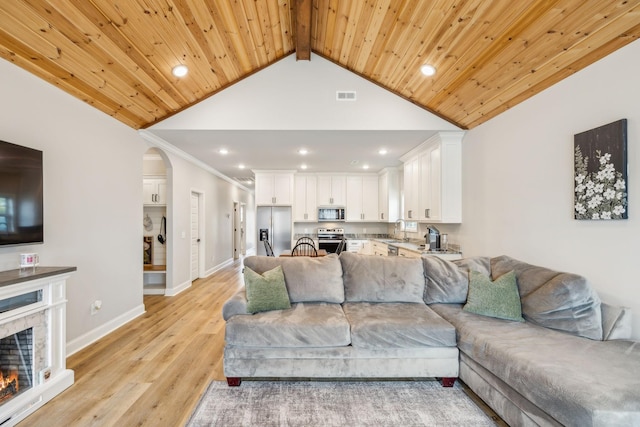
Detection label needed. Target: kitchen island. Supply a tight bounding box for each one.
[365,238,463,260]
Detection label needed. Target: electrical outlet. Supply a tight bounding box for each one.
[91,300,102,315]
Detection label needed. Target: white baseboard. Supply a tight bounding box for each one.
[164,279,191,296]
[204,258,234,278]
[66,304,146,356]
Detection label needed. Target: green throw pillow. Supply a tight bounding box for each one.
[463,270,524,322]
[244,265,291,314]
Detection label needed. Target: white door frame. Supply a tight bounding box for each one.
[191,190,205,281]
[233,201,247,260]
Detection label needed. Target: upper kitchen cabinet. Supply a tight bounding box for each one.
[402,157,419,220]
[254,171,295,206]
[346,175,379,221]
[294,174,318,222]
[317,175,346,206]
[378,168,400,222]
[143,178,167,205]
[401,131,464,223]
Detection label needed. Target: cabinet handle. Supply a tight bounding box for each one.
[381,213,384,220]
[330,197,334,204]
[272,197,276,204]
[408,210,412,219]
[425,208,430,218]
[304,213,308,220]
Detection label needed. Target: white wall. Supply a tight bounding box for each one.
[460,39,640,338]
[0,59,147,352]
[152,53,458,132]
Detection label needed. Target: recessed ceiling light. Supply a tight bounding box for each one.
[420,64,436,76]
[238,164,245,169]
[300,164,308,170]
[298,148,308,155]
[378,149,388,155]
[219,148,228,155]
[172,64,188,77]
[362,164,370,170]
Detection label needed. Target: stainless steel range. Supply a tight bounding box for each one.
[317,228,345,253]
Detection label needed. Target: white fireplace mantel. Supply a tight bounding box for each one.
[0,266,76,426]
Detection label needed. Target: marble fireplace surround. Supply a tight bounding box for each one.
[0,267,76,427]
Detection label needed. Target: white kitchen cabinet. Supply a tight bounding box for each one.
[294,174,317,221]
[398,247,421,258]
[418,145,441,221]
[143,178,167,205]
[370,240,388,257]
[403,157,419,220]
[346,175,378,221]
[400,131,464,223]
[378,168,400,222]
[346,239,368,253]
[317,175,346,206]
[254,171,294,205]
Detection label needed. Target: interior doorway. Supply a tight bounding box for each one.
[233,202,246,260]
[143,147,172,295]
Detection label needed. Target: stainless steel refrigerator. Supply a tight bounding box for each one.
[256,206,292,256]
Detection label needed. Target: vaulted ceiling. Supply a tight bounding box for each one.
[1,0,639,131]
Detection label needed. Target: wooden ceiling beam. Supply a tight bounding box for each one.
[295,0,312,60]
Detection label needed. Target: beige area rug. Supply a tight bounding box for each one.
[187,380,497,427]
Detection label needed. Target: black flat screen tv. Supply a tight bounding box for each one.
[0,140,44,246]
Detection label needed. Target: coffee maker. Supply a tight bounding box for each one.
[425,225,441,251]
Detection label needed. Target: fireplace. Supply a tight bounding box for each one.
[0,266,75,426]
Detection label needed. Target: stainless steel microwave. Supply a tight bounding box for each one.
[318,207,346,222]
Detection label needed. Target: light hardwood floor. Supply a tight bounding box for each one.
[20,258,244,426]
[20,256,505,426]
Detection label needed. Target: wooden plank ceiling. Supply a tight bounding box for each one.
[0,0,639,130]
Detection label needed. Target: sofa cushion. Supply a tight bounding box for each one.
[225,303,350,348]
[244,266,291,313]
[243,255,344,304]
[423,256,491,304]
[463,270,524,322]
[601,302,632,340]
[431,303,640,427]
[340,252,424,303]
[342,302,456,349]
[491,255,603,340]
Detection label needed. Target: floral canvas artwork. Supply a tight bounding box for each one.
[574,119,628,220]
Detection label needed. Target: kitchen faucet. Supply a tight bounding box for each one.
[394,219,409,241]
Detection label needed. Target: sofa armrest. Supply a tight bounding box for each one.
[601,302,632,340]
[222,288,250,320]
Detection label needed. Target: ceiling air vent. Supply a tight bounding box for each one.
[336,91,357,101]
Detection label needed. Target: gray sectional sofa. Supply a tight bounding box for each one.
[223,253,459,385]
[222,252,640,426]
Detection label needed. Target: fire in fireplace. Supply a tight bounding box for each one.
[0,370,18,402]
[0,328,33,405]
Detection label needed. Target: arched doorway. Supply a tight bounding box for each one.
[142,147,172,295]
